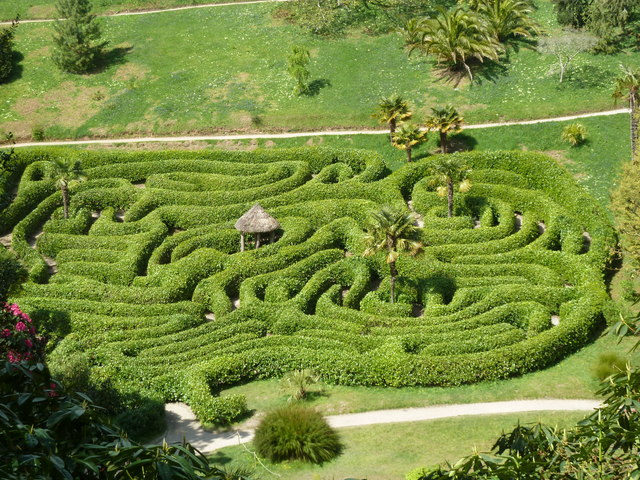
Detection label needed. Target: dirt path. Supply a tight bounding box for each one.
[0,0,289,25]
[7,109,630,149]
[158,399,600,453]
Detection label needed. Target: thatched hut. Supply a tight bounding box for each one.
[235,203,280,252]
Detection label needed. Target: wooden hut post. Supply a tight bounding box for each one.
[255,232,261,249]
[240,232,245,252]
[270,231,275,244]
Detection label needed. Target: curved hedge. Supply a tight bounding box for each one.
[0,147,616,426]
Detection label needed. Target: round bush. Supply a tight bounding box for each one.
[254,405,343,464]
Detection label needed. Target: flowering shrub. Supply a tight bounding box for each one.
[0,302,46,363]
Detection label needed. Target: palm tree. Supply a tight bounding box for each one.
[47,158,86,219]
[372,95,413,143]
[403,6,502,82]
[613,65,640,159]
[425,105,464,154]
[473,0,541,44]
[392,123,426,163]
[429,156,472,218]
[363,207,423,304]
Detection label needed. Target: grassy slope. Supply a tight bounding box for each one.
[2,1,639,141]
[212,411,588,480]
[0,0,252,21]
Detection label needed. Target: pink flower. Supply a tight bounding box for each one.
[15,322,27,332]
[7,351,20,363]
[25,339,33,349]
[48,383,58,397]
[1,329,10,338]
[29,327,36,335]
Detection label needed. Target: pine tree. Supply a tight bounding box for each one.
[52,0,107,74]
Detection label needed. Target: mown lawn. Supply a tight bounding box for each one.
[211,411,589,480]
[2,1,639,141]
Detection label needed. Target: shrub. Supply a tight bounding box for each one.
[592,352,628,380]
[280,368,320,401]
[31,126,46,141]
[561,123,587,146]
[254,405,342,463]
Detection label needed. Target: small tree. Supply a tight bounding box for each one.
[287,45,311,95]
[372,95,413,143]
[47,158,86,219]
[392,123,426,163]
[429,156,472,218]
[425,105,464,154]
[612,156,640,275]
[562,123,587,146]
[363,207,423,304]
[613,65,640,159]
[52,0,107,74]
[280,369,320,401]
[0,17,19,83]
[537,31,597,83]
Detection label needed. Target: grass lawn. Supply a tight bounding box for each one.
[0,0,252,21]
[211,411,589,480]
[2,1,639,141]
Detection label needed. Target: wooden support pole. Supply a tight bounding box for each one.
[240,232,245,252]
[270,231,275,244]
[255,232,261,249]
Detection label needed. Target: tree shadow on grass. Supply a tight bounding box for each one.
[449,132,478,152]
[303,78,331,97]
[91,45,133,74]
[1,50,24,85]
[557,64,616,90]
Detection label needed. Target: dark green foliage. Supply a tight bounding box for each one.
[276,0,455,36]
[0,249,26,302]
[0,17,18,83]
[612,157,640,274]
[254,404,342,463]
[287,45,311,95]
[587,0,640,52]
[0,361,254,479]
[552,0,591,28]
[52,0,107,74]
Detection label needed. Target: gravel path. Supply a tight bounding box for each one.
[0,0,289,25]
[158,399,600,453]
[8,109,630,149]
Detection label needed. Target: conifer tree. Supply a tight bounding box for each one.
[52,0,107,74]
[0,17,19,83]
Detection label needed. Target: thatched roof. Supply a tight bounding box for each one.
[235,203,280,233]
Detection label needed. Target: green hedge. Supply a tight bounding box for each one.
[0,147,615,426]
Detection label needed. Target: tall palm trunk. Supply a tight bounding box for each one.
[631,95,638,160]
[406,146,412,163]
[440,131,448,154]
[389,261,397,304]
[389,118,397,143]
[447,179,454,218]
[61,184,69,219]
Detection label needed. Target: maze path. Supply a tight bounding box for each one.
[1,148,615,424]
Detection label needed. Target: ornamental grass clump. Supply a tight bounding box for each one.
[562,123,587,146]
[254,404,343,464]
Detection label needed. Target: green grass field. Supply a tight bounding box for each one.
[0,0,252,21]
[212,411,589,480]
[2,1,639,141]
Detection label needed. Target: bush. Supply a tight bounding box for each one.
[561,123,587,147]
[254,405,342,463]
[592,352,628,380]
[280,369,320,401]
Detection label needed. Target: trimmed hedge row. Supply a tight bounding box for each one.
[0,147,616,426]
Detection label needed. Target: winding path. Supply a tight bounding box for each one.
[7,109,630,149]
[159,399,600,453]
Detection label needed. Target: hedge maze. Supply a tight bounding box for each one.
[0,147,616,425]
